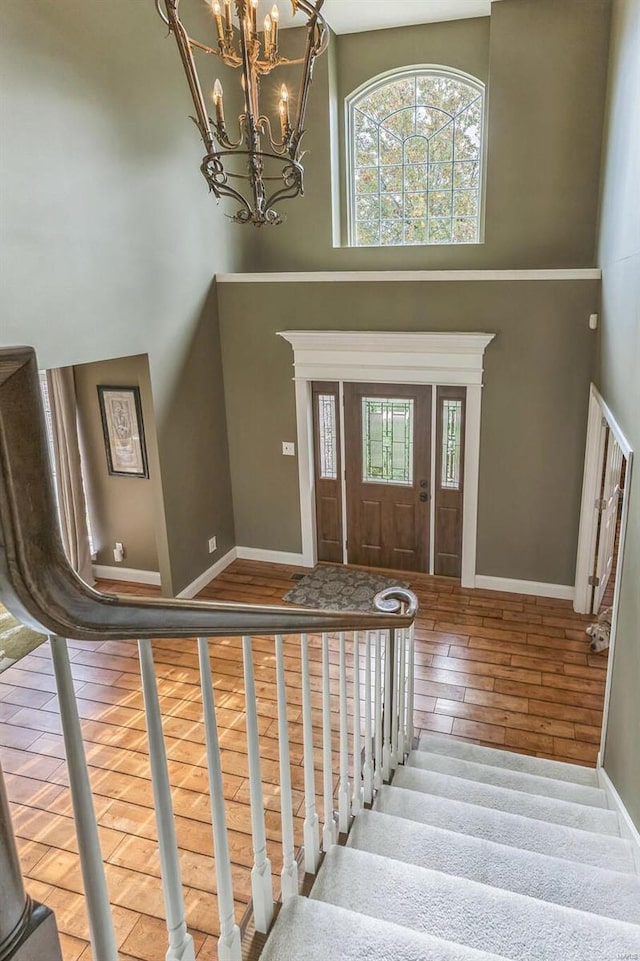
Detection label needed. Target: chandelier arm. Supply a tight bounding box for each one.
[162,0,217,153]
[201,154,255,216]
[263,161,304,211]
[292,5,327,149]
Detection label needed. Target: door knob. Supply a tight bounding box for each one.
[420,479,429,489]
[419,492,430,502]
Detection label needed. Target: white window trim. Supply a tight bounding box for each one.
[277,330,495,588]
[345,64,487,249]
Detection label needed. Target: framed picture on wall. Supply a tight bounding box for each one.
[97,385,149,478]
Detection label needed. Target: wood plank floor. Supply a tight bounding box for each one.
[0,560,607,960]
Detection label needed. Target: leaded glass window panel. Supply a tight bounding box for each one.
[362,398,414,485]
[349,67,485,247]
[441,399,463,490]
[317,394,338,480]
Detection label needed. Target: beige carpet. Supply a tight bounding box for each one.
[0,605,46,674]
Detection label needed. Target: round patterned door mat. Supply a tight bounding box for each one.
[284,565,408,612]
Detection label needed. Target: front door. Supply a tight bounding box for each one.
[344,383,432,572]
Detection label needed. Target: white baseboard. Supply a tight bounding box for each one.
[235,546,310,567]
[92,565,161,587]
[597,766,640,872]
[474,575,575,601]
[176,548,238,599]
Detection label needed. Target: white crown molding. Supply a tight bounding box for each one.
[92,565,161,587]
[277,330,496,387]
[217,269,601,284]
[176,548,238,599]
[474,575,575,600]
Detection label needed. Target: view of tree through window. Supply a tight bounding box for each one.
[348,68,484,247]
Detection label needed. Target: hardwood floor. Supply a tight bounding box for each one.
[0,560,607,960]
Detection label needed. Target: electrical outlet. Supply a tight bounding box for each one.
[113,542,125,563]
[282,441,296,456]
[208,536,217,554]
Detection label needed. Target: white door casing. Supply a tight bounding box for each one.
[277,331,495,588]
[593,431,624,614]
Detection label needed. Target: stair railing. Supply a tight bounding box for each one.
[0,347,418,961]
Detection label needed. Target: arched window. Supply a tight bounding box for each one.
[347,67,485,247]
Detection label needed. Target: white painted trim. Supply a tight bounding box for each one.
[217,269,601,284]
[235,546,309,567]
[572,384,634,764]
[92,565,161,587]
[597,766,640,872]
[474,576,575,600]
[176,548,238,600]
[279,331,495,583]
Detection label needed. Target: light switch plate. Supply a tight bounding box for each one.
[282,442,296,456]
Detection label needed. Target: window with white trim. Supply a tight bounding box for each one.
[347,67,485,247]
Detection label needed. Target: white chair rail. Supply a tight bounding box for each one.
[46,597,417,961]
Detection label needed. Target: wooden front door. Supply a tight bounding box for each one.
[344,383,432,572]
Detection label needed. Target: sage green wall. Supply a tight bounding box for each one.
[218,279,599,585]
[74,355,161,574]
[596,0,640,829]
[248,0,611,272]
[0,0,239,595]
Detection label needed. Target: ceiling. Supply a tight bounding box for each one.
[280,1,502,35]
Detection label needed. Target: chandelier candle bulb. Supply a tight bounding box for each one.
[271,4,279,54]
[279,83,290,138]
[250,0,258,37]
[264,14,272,58]
[223,0,232,32]
[213,79,225,125]
[212,1,224,43]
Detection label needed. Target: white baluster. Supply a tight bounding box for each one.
[373,630,383,791]
[197,639,241,961]
[300,633,321,874]
[362,631,374,804]
[397,627,406,765]
[50,636,118,961]
[406,622,416,754]
[382,630,392,781]
[275,635,299,898]
[321,632,337,851]
[138,639,196,961]
[338,631,351,833]
[390,629,399,771]
[241,636,273,934]
[351,632,363,814]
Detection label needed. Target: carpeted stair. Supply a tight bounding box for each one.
[261,733,640,961]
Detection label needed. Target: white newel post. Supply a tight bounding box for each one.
[197,638,241,961]
[362,631,374,804]
[351,632,363,814]
[406,622,416,753]
[397,627,406,764]
[373,630,383,791]
[300,633,321,874]
[50,636,118,961]
[321,632,338,851]
[275,635,299,898]
[382,630,392,781]
[390,629,399,771]
[241,636,274,934]
[338,631,351,833]
[138,639,196,961]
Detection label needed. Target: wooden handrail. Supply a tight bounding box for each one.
[0,347,417,641]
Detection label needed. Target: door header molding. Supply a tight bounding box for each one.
[278,331,496,387]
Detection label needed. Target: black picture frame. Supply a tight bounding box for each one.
[97,385,149,479]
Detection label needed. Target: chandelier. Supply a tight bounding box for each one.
[155,0,329,225]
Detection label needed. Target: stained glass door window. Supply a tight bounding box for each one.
[362,397,414,485]
[317,393,338,480]
[441,399,463,490]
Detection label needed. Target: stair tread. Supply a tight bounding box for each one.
[393,765,620,836]
[375,784,637,873]
[408,749,608,808]
[311,846,640,961]
[260,896,510,961]
[418,733,599,786]
[348,809,640,924]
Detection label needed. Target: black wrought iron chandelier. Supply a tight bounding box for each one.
[156,0,329,225]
